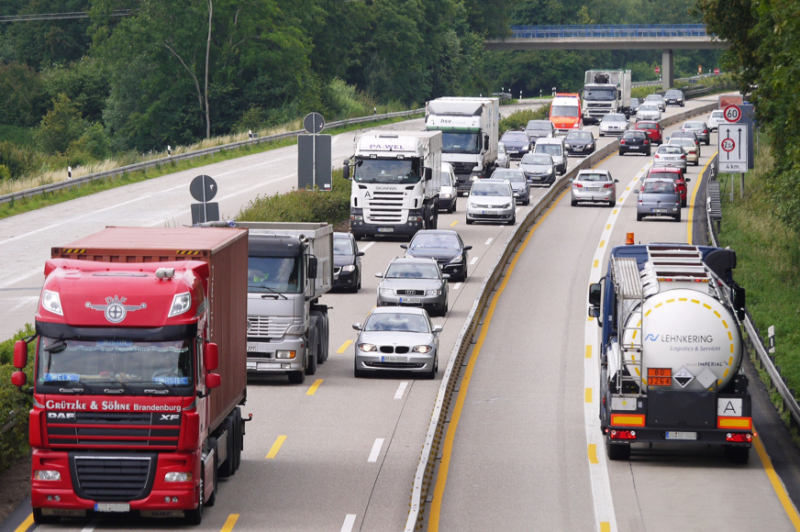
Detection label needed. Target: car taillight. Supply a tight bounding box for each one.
[681,155,686,159]
[644,140,650,145]
[574,183,583,188]
[654,154,660,158]
[603,183,614,189]
[620,140,626,145]
[703,130,708,134]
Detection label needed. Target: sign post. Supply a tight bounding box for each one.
[298,112,332,191]
[718,123,749,198]
[190,174,220,224]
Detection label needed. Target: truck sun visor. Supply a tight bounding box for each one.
[248,236,305,258]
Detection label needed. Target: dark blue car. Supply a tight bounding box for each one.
[499,131,532,159]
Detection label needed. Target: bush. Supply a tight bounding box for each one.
[0,324,36,473]
[499,104,550,137]
[69,122,112,160]
[35,94,87,155]
[0,140,39,178]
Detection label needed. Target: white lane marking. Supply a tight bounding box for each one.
[394,381,409,399]
[484,238,493,245]
[80,520,98,532]
[215,154,295,178]
[341,514,357,532]
[368,438,384,463]
[0,271,40,290]
[469,257,478,265]
[515,207,521,214]
[361,242,375,252]
[453,282,462,290]
[9,296,38,312]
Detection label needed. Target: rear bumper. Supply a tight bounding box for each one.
[606,427,751,446]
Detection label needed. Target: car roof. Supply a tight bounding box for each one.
[370,306,428,316]
[535,137,563,144]
[334,232,353,239]
[479,178,512,184]
[578,169,610,175]
[413,229,459,237]
[635,121,659,126]
[389,257,439,266]
[441,162,453,171]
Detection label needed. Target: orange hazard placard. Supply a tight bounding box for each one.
[648,367,672,386]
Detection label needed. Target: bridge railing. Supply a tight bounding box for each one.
[507,24,709,39]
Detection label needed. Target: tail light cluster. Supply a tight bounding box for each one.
[726,433,752,443]
[603,183,614,189]
[620,140,626,145]
[609,429,636,440]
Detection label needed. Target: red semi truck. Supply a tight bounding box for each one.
[10,227,249,525]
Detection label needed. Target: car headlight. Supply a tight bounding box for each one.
[448,255,463,264]
[470,176,479,182]
[358,343,377,352]
[469,202,478,209]
[42,290,63,316]
[276,350,296,359]
[426,289,442,296]
[34,470,61,481]
[412,345,432,354]
[587,143,594,148]
[342,264,356,273]
[165,472,192,482]
[500,203,511,209]
[169,292,192,317]
[441,193,451,199]
[380,288,393,295]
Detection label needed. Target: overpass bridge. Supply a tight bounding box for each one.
[485,25,728,90]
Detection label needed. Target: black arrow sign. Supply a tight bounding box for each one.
[738,127,742,159]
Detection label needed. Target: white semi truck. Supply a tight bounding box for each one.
[589,243,751,463]
[581,70,632,125]
[425,97,499,195]
[344,131,442,240]
[236,222,333,384]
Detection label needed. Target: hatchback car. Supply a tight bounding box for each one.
[496,143,510,169]
[524,120,555,145]
[533,137,567,175]
[668,138,699,166]
[669,131,701,156]
[653,145,687,170]
[634,121,663,144]
[466,179,515,225]
[664,89,685,107]
[636,178,681,221]
[681,121,710,145]
[599,113,630,136]
[707,110,725,131]
[647,166,691,207]
[518,153,556,186]
[376,258,449,316]
[353,307,442,379]
[619,130,651,156]
[500,130,532,159]
[439,162,458,213]
[402,230,472,282]
[636,103,661,122]
[333,232,364,292]
[570,170,618,207]
[490,168,530,204]
[645,93,666,112]
[564,130,596,156]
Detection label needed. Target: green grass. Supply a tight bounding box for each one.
[0,114,421,220]
[499,105,551,136]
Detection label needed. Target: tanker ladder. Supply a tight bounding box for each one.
[611,256,646,396]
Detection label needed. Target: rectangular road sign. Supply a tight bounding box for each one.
[298,134,332,191]
[718,124,749,173]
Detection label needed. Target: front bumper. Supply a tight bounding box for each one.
[247,336,305,372]
[525,173,554,185]
[438,195,456,210]
[565,145,595,155]
[512,190,529,203]
[333,268,358,289]
[637,204,680,217]
[350,221,422,238]
[466,206,515,222]
[377,293,446,311]
[355,351,435,373]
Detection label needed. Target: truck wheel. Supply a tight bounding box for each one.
[33,508,59,525]
[184,479,204,525]
[217,414,237,478]
[606,438,630,461]
[305,320,318,376]
[288,370,305,384]
[205,437,218,507]
[311,311,327,364]
[724,445,750,464]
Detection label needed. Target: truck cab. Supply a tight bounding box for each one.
[581,70,632,124]
[549,94,582,134]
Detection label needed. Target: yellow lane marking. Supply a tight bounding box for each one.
[588,316,594,322]
[612,209,618,215]
[450,220,458,227]
[687,151,718,243]
[306,379,324,396]
[753,433,800,529]
[601,523,611,532]
[599,240,605,248]
[428,189,569,531]
[588,443,599,464]
[585,388,592,403]
[585,345,592,359]
[606,224,611,230]
[593,259,599,268]
[221,514,240,532]
[266,435,287,459]
[13,514,33,532]
[337,340,353,354]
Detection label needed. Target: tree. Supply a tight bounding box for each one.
[34,93,86,154]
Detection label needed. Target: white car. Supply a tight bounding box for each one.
[438,162,458,213]
[497,143,510,169]
[466,179,515,226]
[599,113,630,136]
[668,138,699,166]
[636,104,662,122]
[707,110,725,131]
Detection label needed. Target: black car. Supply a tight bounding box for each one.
[564,130,596,156]
[619,130,651,156]
[524,120,555,145]
[629,98,642,114]
[664,89,685,107]
[334,232,364,292]
[401,230,472,282]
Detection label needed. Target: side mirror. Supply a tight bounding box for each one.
[343,162,350,180]
[568,178,573,183]
[357,251,365,257]
[433,325,443,334]
[400,244,408,249]
[204,342,219,371]
[685,178,691,182]
[464,245,472,251]
[375,272,383,278]
[733,282,746,321]
[442,274,451,280]
[11,371,26,387]
[307,255,318,279]
[14,340,28,369]
[205,373,221,389]
[588,282,602,307]
[424,168,432,181]
[352,323,362,331]
[614,179,619,183]
[634,189,639,194]
[483,134,489,151]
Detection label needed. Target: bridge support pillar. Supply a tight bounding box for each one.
[662,49,674,91]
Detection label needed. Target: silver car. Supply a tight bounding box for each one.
[570,170,618,207]
[636,103,661,122]
[599,113,630,136]
[466,179,515,225]
[353,307,442,379]
[645,93,666,112]
[376,258,449,316]
[653,144,687,170]
[668,138,699,166]
[518,153,556,186]
[496,143,510,169]
[636,178,681,222]
[681,121,710,145]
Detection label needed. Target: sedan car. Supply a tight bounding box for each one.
[653,145,687,170]
[466,179,515,225]
[681,121,710,145]
[490,168,530,204]
[500,130,532,159]
[669,131,701,155]
[664,89,685,107]
[353,307,442,379]
[439,162,458,213]
[634,121,663,144]
[401,229,472,282]
[707,110,725,131]
[564,130,596,156]
[599,113,630,136]
[376,258,449,316]
[570,170,618,207]
[636,103,661,122]
[668,138,699,166]
[334,232,364,292]
[619,130,651,156]
[524,120,555,145]
[636,178,681,222]
[647,166,690,207]
[496,143,510,169]
[645,93,666,112]
[518,153,556,186]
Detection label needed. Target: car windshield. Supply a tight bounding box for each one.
[364,313,430,333]
[665,91,682,98]
[498,144,507,154]
[385,262,440,279]
[471,183,511,196]
[501,132,528,142]
[333,238,354,255]
[623,132,645,139]
[659,146,683,154]
[643,181,676,193]
[410,233,461,250]
[441,132,481,154]
[526,121,551,131]
[551,106,579,117]
[583,88,616,101]
[521,154,553,165]
[36,337,193,394]
[645,95,663,101]
[535,144,562,156]
[577,173,610,182]
[492,169,526,181]
[248,256,301,293]
[684,122,704,129]
[353,158,421,184]
[637,123,657,130]
[603,114,626,122]
[567,131,592,140]
[639,104,658,111]
[711,111,724,118]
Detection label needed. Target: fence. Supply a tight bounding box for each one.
[508,24,710,39]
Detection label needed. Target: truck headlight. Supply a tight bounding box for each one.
[351,214,363,221]
[276,350,296,359]
[412,345,432,354]
[165,472,192,482]
[358,343,377,352]
[42,290,63,316]
[168,292,192,317]
[426,289,442,296]
[34,470,61,481]
[342,265,356,273]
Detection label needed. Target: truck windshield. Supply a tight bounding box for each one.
[36,337,193,395]
[441,132,481,154]
[583,89,616,101]
[248,257,301,293]
[353,158,421,184]
[551,106,579,117]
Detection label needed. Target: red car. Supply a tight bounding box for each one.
[647,166,690,207]
[635,121,663,145]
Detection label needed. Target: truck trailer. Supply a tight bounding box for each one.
[234,222,333,383]
[10,227,249,525]
[344,131,442,240]
[425,97,499,194]
[589,243,750,463]
[582,70,632,124]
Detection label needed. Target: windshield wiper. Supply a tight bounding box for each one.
[94,379,136,395]
[252,284,288,300]
[142,381,173,395]
[45,340,67,353]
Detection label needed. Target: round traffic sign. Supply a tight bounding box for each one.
[721,138,736,153]
[723,104,742,123]
[190,174,218,202]
[714,68,720,75]
[655,66,660,74]
[303,112,325,134]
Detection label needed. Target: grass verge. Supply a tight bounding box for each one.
[0,114,422,221]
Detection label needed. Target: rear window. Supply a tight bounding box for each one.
[623,131,645,139]
[643,180,676,193]
[501,132,528,141]
[577,173,610,182]
[535,144,563,156]
[637,123,657,130]
[659,146,683,154]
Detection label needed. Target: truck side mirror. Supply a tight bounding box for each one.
[11,371,26,387]
[205,373,221,389]
[14,340,28,369]
[307,255,319,278]
[733,282,746,321]
[205,342,219,371]
[343,161,351,180]
[588,282,602,307]
[424,168,432,181]
[483,134,489,151]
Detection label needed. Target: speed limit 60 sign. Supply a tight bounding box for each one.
[724,104,742,123]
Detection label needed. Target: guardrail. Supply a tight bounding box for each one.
[632,73,722,88]
[0,108,425,207]
[404,100,718,531]
[508,24,710,39]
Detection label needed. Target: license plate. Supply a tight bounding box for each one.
[382,356,407,363]
[629,146,639,150]
[586,187,600,192]
[95,503,130,513]
[666,431,697,440]
[652,209,667,213]
[399,297,421,304]
[378,227,394,233]
[482,210,497,215]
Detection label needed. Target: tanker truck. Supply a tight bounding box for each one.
[588,243,750,462]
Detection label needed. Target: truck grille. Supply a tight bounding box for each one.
[452,162,478,175]
[47,412,180,449]
[247,315,292,339]
[365,190,405,224]
[71,454,155,501]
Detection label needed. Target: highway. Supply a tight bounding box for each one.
[3,96,797,532]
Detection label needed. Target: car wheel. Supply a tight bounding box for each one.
[571,199,578,207]
[681,199,687,208]
[450,199,457,213]
[466,218,473,225]
[674,212,681,222]
[507,215,516,226]
[646,150,651,156]
[524,196,530,206]
[599,132,604,137]
[424,356,437,380]
[354,359,368,379]
[637,213,643,221]
[609,200,616,207]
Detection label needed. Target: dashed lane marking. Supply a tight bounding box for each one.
[361,242,375,252]
[368,438,385,463]
[220,514,239,532]
[306,379,324,396]
[588,443,599,464]
[337,340,353,354]
[484,238,493,245]
[469,257,478,265]
[13,514,33,532]
[395,381,409,400]
[341,514,357,532]
[453,282,463,290]
[450,221,458,227]
[265,435,287,459]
